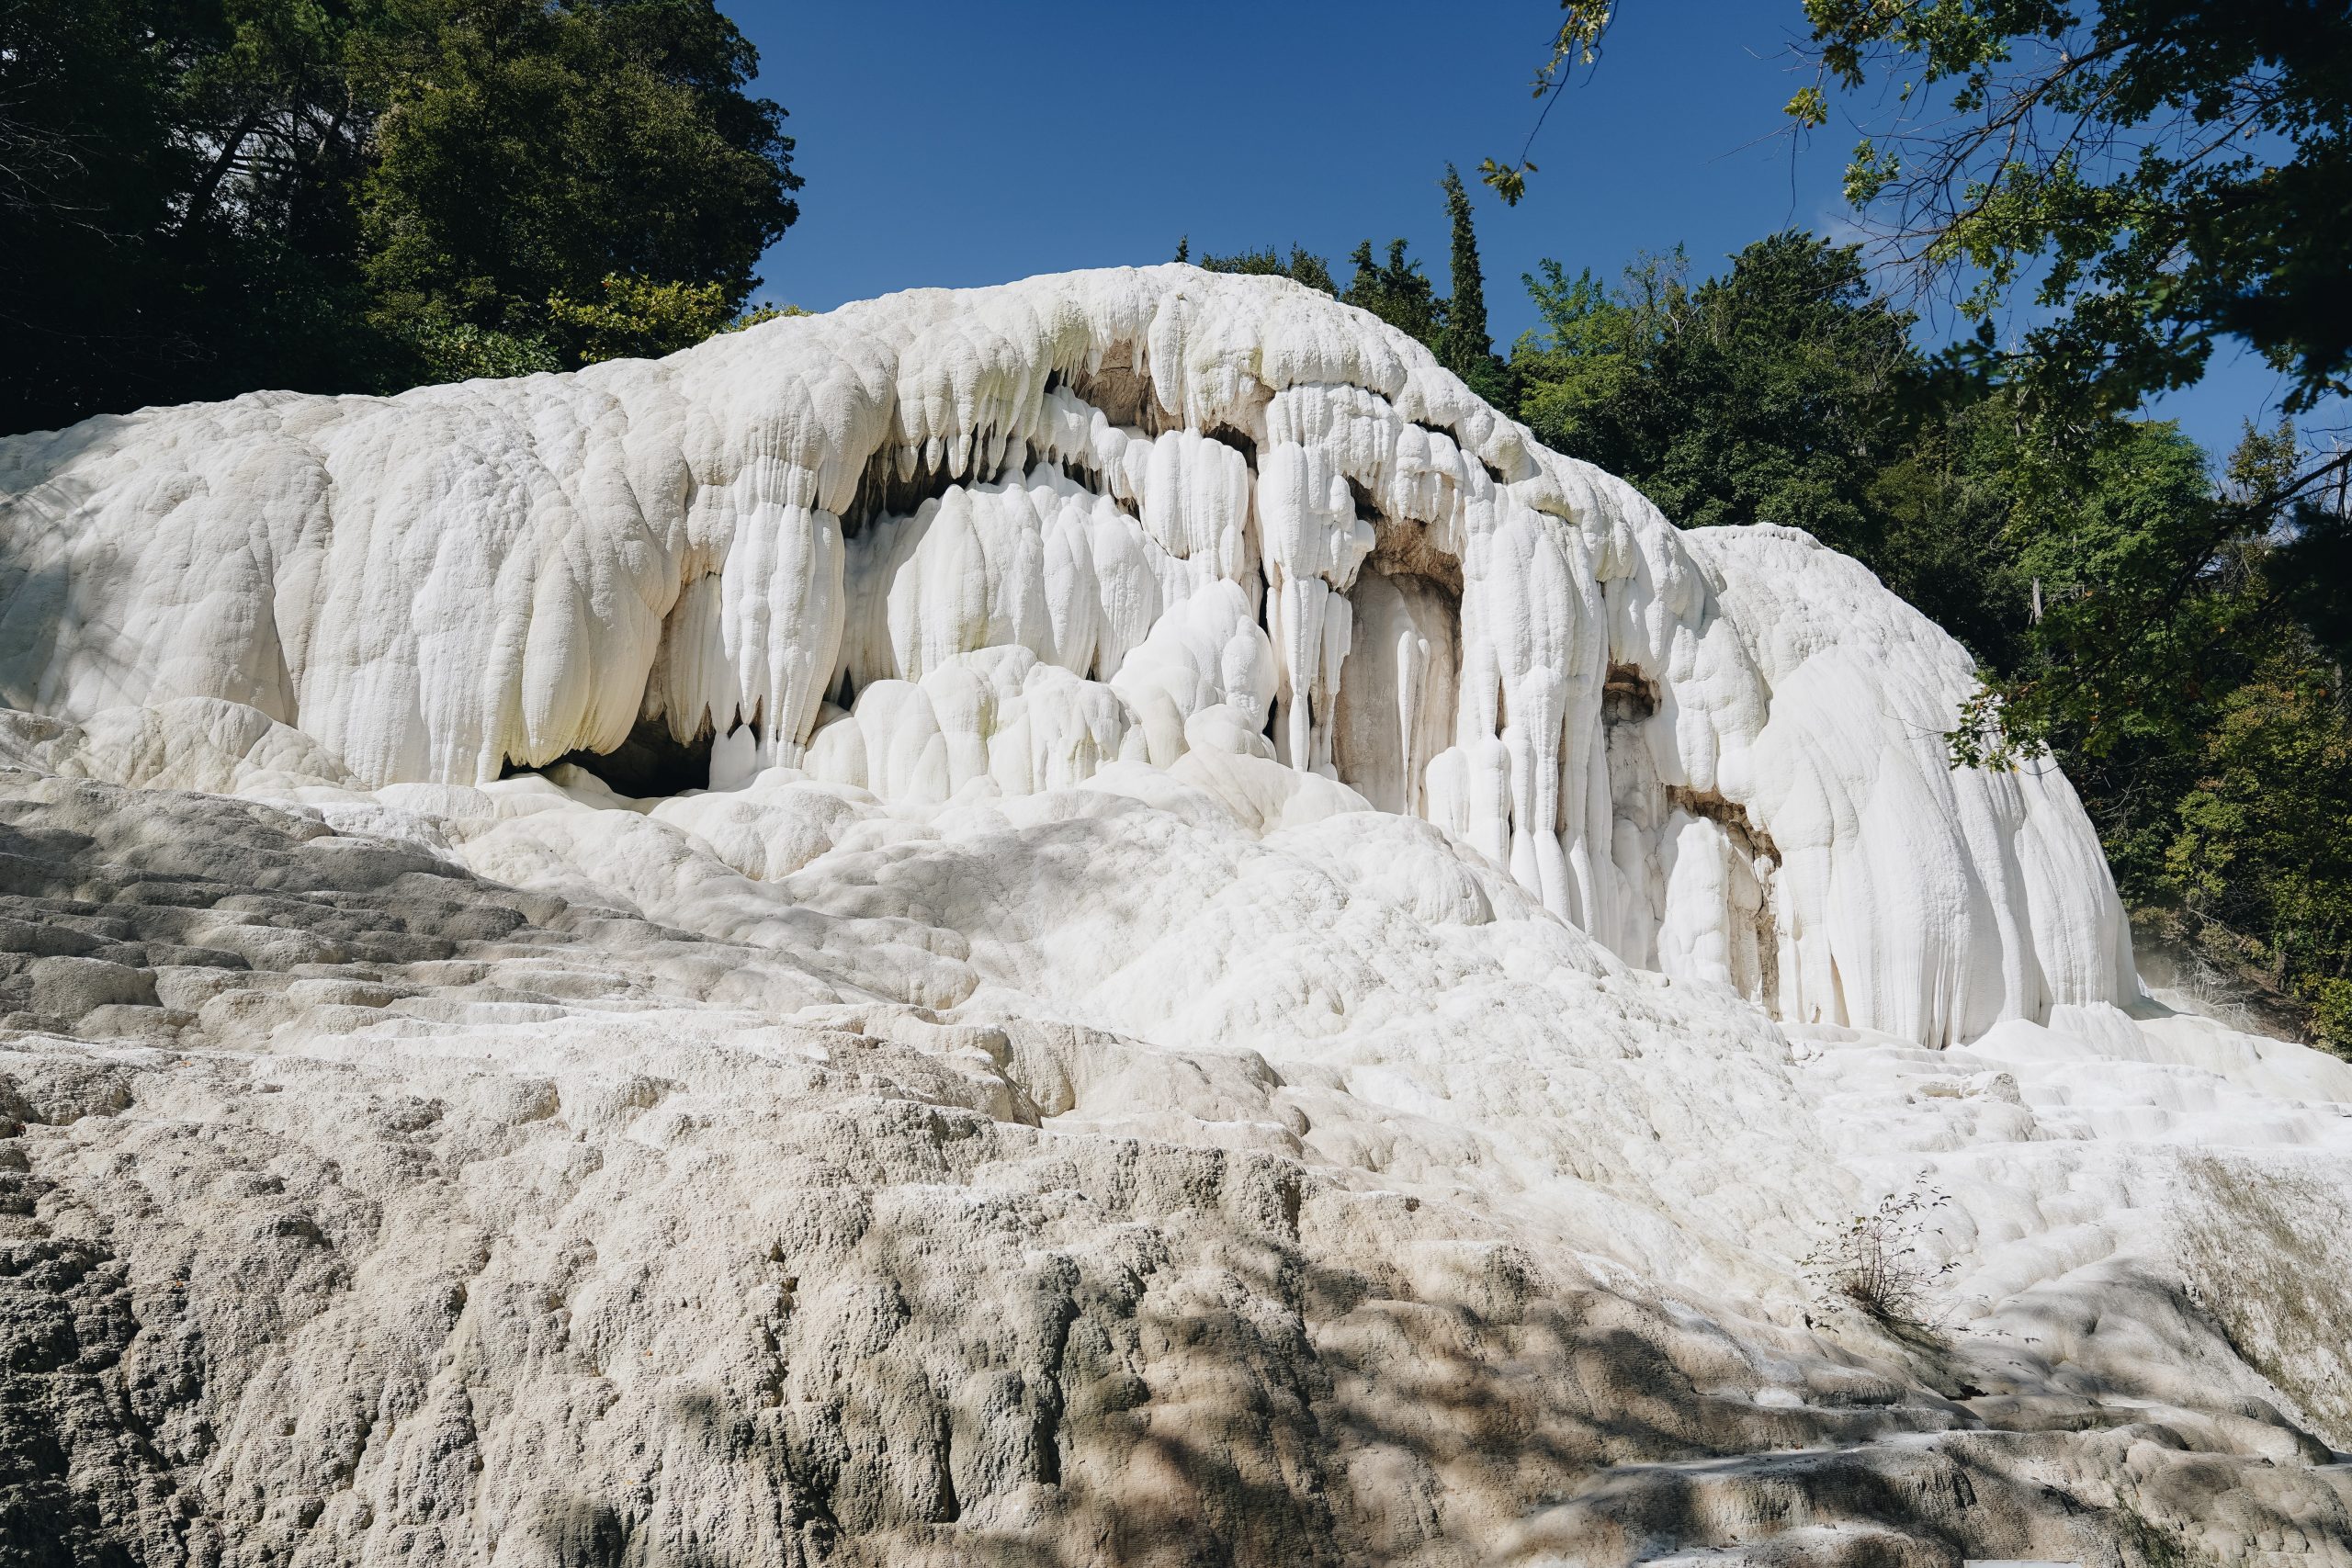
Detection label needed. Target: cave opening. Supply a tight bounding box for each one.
[1330,560,1464,816]
[504,716,715,798]
[1603,661,1658,725]
[1662,781,1783,1017]
[841,444,979,537]
[1204,423,1260,467]
[1064,359,1178,434]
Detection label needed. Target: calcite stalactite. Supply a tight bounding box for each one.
[0,266,2133,1044]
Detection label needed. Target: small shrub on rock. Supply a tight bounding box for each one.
[1803,1184,1958,1334]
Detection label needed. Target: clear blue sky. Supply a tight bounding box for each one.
[724,0,2296,459]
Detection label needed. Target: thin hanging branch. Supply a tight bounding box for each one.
[1480,3,1616,205]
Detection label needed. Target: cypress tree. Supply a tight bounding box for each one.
[1437,165,1510,405]
[1440,165,1491,372]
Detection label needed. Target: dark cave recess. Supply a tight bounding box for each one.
[503,716,713,797]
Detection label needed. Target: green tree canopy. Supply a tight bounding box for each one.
[0,0,799,434]
[1172,234,1444,348]
[1489,0,2352,423]
[1340,239,1442,346]
[1792,0,2352,420]
[360,0,798,355]
[1785,0,2352,775]
[1514,231,1920,560]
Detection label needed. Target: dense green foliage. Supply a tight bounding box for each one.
[2149,658,2352,1044]
[1493,0,2352,420]
[1793,0,2352,419]
[1516,235,1916,558]
[0,0,798,434]
[1337,240,1442,347]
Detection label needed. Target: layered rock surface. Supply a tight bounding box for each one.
[0,268,2346,1566]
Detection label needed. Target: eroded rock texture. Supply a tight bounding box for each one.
[0,269,2347,1566]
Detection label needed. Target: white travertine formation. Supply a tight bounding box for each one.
[0,266,2129,1047]
[5,270,2347,1565]
[0,735,2347,1565]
